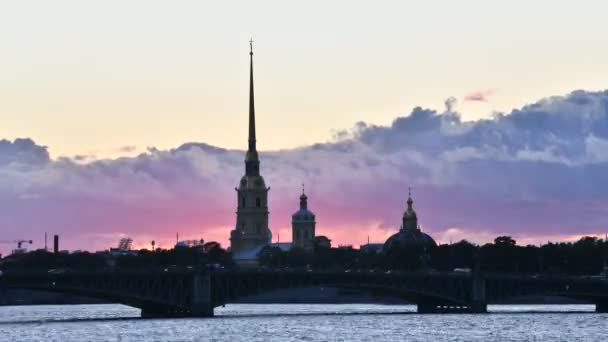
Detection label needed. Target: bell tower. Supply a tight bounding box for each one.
[229,40,272,253]
[292,185,316,251]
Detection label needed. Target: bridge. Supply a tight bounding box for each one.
[1,270,608,317]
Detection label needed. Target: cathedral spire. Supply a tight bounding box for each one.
[244,39,260,176]
[231,39,271,257]
[300,183,308,209]
[248,38,256,154]
[407,186,413,210]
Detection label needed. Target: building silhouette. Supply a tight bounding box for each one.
[291,186,316,251]
[383,189,437,259]
[230,41,272,263]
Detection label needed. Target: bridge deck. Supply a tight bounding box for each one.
[2,270,607,316]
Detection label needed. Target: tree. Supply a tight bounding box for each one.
[494,236,516,246]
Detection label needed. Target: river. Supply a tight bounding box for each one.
[0,304,605,341]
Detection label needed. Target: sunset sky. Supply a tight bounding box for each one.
[1,1,608,255]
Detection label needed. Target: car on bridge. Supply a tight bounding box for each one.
[453,268,471,274]
[47,268,73,274]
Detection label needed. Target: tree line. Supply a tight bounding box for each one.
[259,236,608,275]
[0,241,232,272]
[2,236,607,276]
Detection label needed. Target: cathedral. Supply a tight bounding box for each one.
[227,44,436,268]
[229,42,272,256]
[229,43,317,265]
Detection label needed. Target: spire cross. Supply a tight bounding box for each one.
[408,186,412,197]
[249,38,254,54]
[302,183,305,195]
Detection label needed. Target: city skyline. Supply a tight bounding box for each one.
[2,87,607,256]
[4,2,608,339]
[2,1,608,256]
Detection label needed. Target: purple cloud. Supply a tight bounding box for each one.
[1,90,608,255]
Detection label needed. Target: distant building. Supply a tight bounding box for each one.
[291,187,316,251]
[272,242,293,252]
[359,243,384,254]
[117,238,133,251]
[230,42,272,266]
[175,239,205,249]
[314,236,332,249]
[110,237,137,257]
[383,189,437,257]
[109,249,137,257]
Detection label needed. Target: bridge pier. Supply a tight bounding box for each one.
[140,274,214,318]
[596,302,608,313]
[190,274,214,317]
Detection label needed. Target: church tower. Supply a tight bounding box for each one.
[229,41,272,253]
[292,185,316,251]
[402,187,419,231]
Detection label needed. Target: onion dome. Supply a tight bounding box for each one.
[292,185,315,222]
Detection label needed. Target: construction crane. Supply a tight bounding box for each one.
[0,240,33,255]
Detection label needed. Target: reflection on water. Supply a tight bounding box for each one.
[0,304,605,341]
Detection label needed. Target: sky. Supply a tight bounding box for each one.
[1,1,608,255]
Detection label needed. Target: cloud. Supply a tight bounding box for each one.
[117,145,137,153]
[464,90,494,102]
[1,90,608,254]
[0,138,49,166]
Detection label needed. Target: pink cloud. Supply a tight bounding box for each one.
[463,90,494,102]
[2,90,608,256]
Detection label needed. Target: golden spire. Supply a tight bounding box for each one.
[248,38,256,154]
[407,186,413,209]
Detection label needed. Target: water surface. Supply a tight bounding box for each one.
[0,304,605,341]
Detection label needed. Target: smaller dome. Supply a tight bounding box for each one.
[293,184,315,221]
[292,208,315,221]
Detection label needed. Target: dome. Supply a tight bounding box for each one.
[292,208,315,221]
[383,189,437,253]
[383,228,437,252]
[292,185,315,221]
